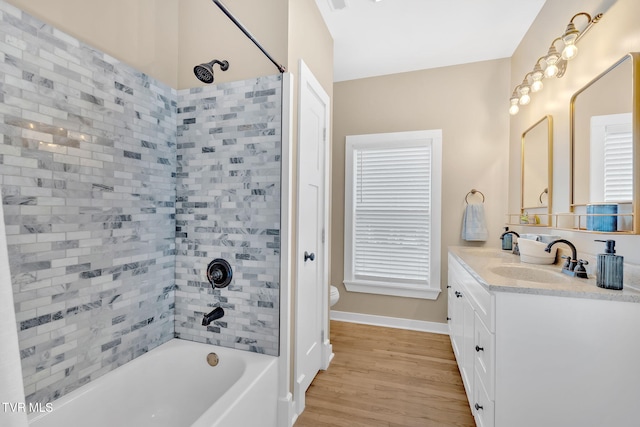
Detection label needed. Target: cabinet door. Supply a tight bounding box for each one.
[461,293,475,399]
[473,370,495,427]
[474,313,495,399]
[448,271,463,362]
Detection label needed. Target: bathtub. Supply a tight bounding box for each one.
[28,339,278,427]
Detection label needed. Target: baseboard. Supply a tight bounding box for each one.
[321,339,333,370]
[277,392,296,427]
[330,310,449,335]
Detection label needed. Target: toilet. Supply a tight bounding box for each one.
[330,286,340,307]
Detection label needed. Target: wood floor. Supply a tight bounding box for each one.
[294,321,475,427]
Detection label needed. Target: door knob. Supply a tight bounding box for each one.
[304,251,315,262]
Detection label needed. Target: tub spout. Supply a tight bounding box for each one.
[202,307,224,326]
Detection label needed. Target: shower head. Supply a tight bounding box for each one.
[193,59,229,84]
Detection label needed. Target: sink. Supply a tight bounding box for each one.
[489,265,571,283]
[517,238,556,264]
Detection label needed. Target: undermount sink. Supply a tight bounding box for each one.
[489,265,571,284]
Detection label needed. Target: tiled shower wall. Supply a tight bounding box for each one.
[0,0,282,406]
[174,79,281,356]
[0,1,177,404]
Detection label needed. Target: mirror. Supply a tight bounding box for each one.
[570,53,639,233]
[521,115,553,225]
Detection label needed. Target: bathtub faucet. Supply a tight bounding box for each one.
[202,307,224,326]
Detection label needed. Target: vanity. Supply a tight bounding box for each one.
[448,246,640,427]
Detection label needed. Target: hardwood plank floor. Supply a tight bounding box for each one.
[294,321,475,427]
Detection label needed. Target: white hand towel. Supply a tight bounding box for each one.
[461,203,488,241]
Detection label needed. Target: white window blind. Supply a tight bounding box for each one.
[344,130,442,300]
[603,123,633,202]
[354,146,431,283]
[590,113,633,203]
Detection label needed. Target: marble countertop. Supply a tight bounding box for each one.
[449,246,640,303]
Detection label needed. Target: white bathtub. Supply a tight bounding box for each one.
[28,339,278,427]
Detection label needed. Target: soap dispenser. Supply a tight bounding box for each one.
[500,227,512,251]
[500,227,520,252]
[595,239,623,290]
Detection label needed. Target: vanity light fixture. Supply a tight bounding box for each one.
[508,10,603,115]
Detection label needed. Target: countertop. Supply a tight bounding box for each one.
[449,246,640,303]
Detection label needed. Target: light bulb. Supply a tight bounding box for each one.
[531,79,543,92]
[518,86,531,105]
[561,22,579,60]
[509,92,520,115]
[562,44,578,60]
[529,63,544,93]
[544,42,560,78]
[544,63,558,78]
[509,102,519,115]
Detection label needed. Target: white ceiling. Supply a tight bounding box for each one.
[315,0,547,82]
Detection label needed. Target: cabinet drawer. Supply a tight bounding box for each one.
[463,274,493,332]
[474,313,495,399]
[473,370,495,427]
[449,255,494,332]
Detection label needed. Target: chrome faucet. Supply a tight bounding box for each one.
[202,307,225,326]
[544,239,588,279]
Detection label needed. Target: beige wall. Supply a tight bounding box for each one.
[287,0,334,96]
[4,0,180,88]
[331,59,511,323]
[4,0,292,90]
[508,0,640,261]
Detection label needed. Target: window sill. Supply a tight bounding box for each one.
[343,280,441,300]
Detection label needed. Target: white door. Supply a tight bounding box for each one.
[294,60,331,414]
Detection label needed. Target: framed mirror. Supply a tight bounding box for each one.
[521,115,553,226]
[570,53,639,233]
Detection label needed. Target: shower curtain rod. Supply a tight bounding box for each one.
[211,0,286,73]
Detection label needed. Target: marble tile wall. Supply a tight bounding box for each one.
[174,78,282,356]
[0,1,177,405]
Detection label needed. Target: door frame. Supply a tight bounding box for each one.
[293,59,332,416]
[277,73,296,427]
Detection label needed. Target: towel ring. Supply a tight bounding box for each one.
[539,188,549,204]
[465,189,485,204]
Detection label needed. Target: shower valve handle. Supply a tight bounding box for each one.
[304,251,315,262]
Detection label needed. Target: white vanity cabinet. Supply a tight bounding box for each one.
[447,266,476,399]
[448,250,640,427]
[448,253,495,426]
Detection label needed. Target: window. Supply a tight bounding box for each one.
[590,113,633,202]
[343,130,442,300]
